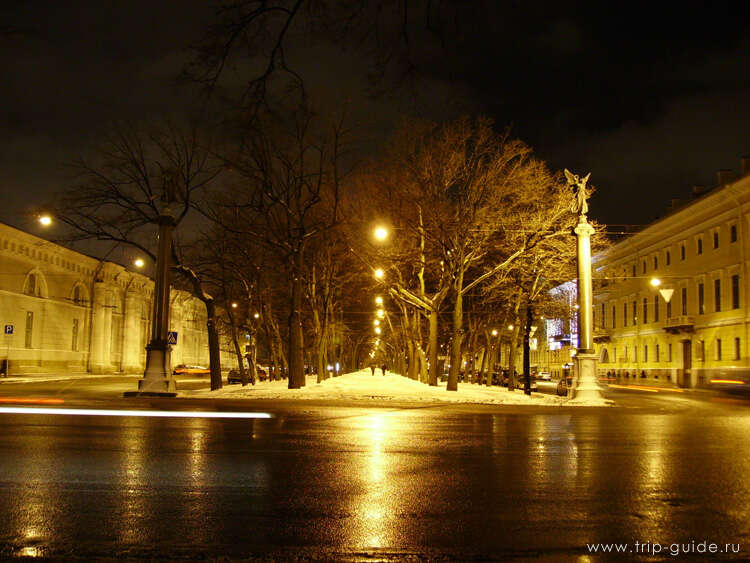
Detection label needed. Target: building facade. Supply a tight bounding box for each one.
[0,222,210,375]
[591,164,750,388]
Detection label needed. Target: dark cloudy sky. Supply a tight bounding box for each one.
[3,1,750,238]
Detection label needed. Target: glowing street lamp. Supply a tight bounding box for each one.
[376,309,385,319]
[134,258,145,268]
[374,268,384,279]
[38,215,52,226]
[375,296,383,306]
[254,312,260,319]
[491,329,498,336]
[375,327,382,335]
[231,302,238,309]
[374,319,380,326]
[374,226,389,241]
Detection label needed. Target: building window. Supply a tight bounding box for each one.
[643,297,648,324]
[698,283,705,314]
[714,278,721,312]
[732,274,740,309]
[634,346,638,362]
[642,261,646,274]
[653,256,658,269]
[656,344,660,362]
[666,250,671,265]
[715,339,722,361]
[72,319,79,351]
[654,295,659,322]
[624,303,628,327]
[600,303,605,328]
[735,337,741,360]
[681,244,686,260]
[25,311,33,348]
[624,346,628,360]
[697,238,703,254]
[632,300,637,325]
[668,343,673,362]
[25,274,38,296]
[632,264,636,277]
[612,305,616,329]
[731,224,738,243]
[698,340,705,361]
[644,345,648,362]
[682,287,688,315]
[713,231,719,249]
[666,299,672,318]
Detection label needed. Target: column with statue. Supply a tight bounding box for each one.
[565,169,605,402]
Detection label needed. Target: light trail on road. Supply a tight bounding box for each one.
[0,406,272,419]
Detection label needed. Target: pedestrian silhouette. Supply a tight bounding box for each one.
[381,364,387,376]
[370,364,375,376]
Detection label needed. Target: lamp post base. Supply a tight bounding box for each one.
[124,342,177,397]
[571,352,609,404]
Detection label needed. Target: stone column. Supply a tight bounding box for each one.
[89,282,112,373]
[127,206,177,396]
[573,218,604,402]
[120,290,142,373]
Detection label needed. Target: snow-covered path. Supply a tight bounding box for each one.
[179,369,609,406]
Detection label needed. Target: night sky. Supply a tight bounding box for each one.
[3,1,750,238]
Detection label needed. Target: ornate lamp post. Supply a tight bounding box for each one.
[565,169,604,402]
[126,176,177,396]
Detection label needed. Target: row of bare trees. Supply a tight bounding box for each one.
[50,109,598,392]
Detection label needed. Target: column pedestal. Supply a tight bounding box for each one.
[124,341,176,397]
[571,352,609,404]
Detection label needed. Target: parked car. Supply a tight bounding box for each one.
[227,365,268,384]
[538,371,552,381]
[173,364,210,375]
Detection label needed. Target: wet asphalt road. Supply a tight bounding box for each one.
[0,383,749,560]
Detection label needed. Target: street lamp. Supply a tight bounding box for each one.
[374,268,384,279]
[231,302,238,309]
[375,327,382,335]
[38,215,52,226]
[651,277,674,304]
[374,226,389,241]
[375,296,383,306]
[134,258,144,268]
[376,309,385,319]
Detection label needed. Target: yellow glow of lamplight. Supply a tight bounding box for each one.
[254,312,260,319]
[374,319,380,326]
[39,215,52,226]
[710,379,746,385]
[375,327,382,335]
[134,258,144,268]
[491,329,498,336]
[375,296,383,305]
[377,309,385,318]
[650,277,662,287]
[374,226,388,241]
[374,268,384,279]
[231,302,238,308]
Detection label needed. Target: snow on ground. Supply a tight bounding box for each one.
[180,370,612,406]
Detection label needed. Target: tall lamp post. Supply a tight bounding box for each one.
[566,169,605,402]
[126,176,177,397]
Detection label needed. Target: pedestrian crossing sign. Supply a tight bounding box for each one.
[167,331,178,345]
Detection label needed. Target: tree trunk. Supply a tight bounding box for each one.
[507,293,522,391]
[205,299,222,391]
[523,300,534,395]
[230,322,248,386]
[447,269,464,391]
[428,309,439,386]
[288,253,305,389]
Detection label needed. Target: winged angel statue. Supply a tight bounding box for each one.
[564,169,592,217]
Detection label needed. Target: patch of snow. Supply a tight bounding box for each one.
[179,370,611,407]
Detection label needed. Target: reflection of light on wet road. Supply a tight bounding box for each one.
[0,407,272,419]
[350,413,397,549]
[0,397,65,405]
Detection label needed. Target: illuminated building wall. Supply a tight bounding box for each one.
[592,163,750,388]
[0,221,209,374]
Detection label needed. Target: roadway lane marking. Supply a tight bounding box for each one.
[0,407,272,419]
[0,397,65,405]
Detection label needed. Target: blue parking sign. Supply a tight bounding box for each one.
[4,324,13,335]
